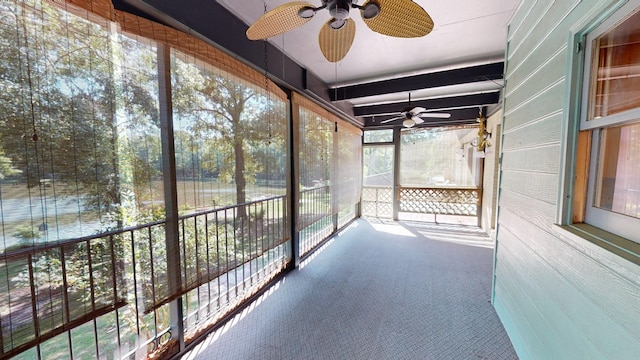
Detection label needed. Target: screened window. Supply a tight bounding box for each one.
[0,1,293,358]
[364,129,393,143]
[0,1,163,252]
[579,0,640,244]
[363,146,394,187]
[170,49,287,214]
[400,127,480,187]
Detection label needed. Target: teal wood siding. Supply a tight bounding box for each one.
[495,0,640,359]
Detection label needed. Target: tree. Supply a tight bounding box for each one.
[0,3,160,223]
[299,111,333,188]
[0,146,20,179]
[171,58,283,216]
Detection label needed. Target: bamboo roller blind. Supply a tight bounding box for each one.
[292,92,362,136]
[61,0,287,100]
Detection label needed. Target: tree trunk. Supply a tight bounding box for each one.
[233,122,247,219]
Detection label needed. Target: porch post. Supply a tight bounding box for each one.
[392,127,401,220]
[289,97,301,268]
[157,43,184,351]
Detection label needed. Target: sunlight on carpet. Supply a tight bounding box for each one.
[370,223,416,237]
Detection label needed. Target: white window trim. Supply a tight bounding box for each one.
[580,0,640,131]
[580,0,640,244]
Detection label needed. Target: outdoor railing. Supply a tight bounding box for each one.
[179,196,289,345]
[362,186,481,219]
[298,186,333,256]
[361,186,393,218]
[399,187,481,216]
[0,195,289,359]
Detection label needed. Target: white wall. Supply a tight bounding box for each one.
[494,0,640,359]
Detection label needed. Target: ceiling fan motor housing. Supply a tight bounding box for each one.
[328,0,353,19]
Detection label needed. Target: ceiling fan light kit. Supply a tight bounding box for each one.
[298,6,317,18]
[361,2,381,19]
[403,119,416,128]
[246,0,435,62]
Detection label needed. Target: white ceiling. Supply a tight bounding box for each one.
[217,0,521,107]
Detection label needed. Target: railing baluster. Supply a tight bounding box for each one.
[254,201,259,283]
[267,198,272,272]
[194,216,200,292]
[224,209,230,304]
[27,254,40,346]
[242,204,247,291]
[60,246,70,325]
[109,234,122,356]
[93,318,99,360]
[205,213,211,314]
[148,225,158,346]
[86,240,99,360]
[180,219,187,297]
[87,240,95,312]
[215,209,221,309]
[233,207,238,298]
[130,230,141,337]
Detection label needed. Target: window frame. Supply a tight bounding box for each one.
[555,0,640,264]
[363,129,394,144]
[579,0,640,244]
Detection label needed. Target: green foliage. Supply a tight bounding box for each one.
[12,224,40,243]
[0,146,20,179]
[0,3,161,218]
[0,3,290,358]
[171,56,287,208]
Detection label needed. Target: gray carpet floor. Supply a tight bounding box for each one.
[184,218,518,360]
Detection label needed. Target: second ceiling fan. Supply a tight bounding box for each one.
[246,0,434,62]
[381,93,451,128]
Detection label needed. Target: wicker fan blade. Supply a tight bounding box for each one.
[361,0,434,38]
[246,2,315,40]
[319,18,356,62]
[380,115,404,124]
[418,112,451,119]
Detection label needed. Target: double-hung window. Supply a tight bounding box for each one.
[576,0,640,245]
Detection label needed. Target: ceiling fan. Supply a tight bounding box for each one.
[380,93,451,128]
[246,0,434,62]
